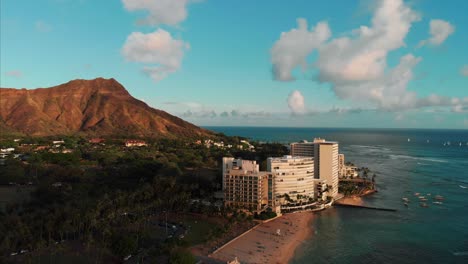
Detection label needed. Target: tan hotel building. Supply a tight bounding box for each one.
[290,138,340,198]
[222,158,273,213]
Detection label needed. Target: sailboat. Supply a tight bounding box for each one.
[407,138,411,142]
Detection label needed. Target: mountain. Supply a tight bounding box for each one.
[0,78,212,138]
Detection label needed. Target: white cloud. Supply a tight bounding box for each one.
[460,65,468,77]
[316,0,420,85]
[271,18,331,81]
[35,20,52,32]
[122,29,189,81]
[5,70,23,78]
[122,0,192,26]
[287,90,306,114]
[418,19,455,47]
[270,0,466,111]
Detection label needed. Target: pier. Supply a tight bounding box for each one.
[334,203,397,212]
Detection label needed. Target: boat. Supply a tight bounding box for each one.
[408,138,411,142]
[435,195,444,201]
[420,203,429,208]
[404,203,409,207]
[418,196,425,199]
[427,193,431,196]
[460,185,467,189]
[402,197,410,202]
[419,198,428,202]
[433,201,443,205]
[414,192,420,196]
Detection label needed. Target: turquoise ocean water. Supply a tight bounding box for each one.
[205,127,468,264]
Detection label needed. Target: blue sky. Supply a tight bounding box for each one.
[1,0,467,128]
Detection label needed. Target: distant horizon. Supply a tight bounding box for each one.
[203,125,468,131]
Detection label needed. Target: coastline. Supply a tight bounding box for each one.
[210,211,314,264]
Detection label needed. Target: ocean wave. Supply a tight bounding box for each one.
[389,154,448,163]
[348,145,392,152]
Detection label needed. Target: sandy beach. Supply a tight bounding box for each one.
[335,196,364,206]
[210,212,314,264]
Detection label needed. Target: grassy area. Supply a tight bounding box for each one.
[182,217,220,245]
[0,186,35,212]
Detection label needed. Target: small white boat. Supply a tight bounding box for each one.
[460,185,467,189]
[408,138,411,142]
[433,201,443,205]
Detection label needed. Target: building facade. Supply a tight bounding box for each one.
[267,156,317,205]
[222,158,271,213]
[290,138,340,198]
[338,154,345,178]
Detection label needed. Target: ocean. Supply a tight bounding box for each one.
[205,127,468,264]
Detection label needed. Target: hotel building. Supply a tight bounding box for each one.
[338,154,345,178]
[222,158,273,213]
[267,156,317,205]
[290,138,340,198]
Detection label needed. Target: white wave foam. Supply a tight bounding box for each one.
[389,154,448,163]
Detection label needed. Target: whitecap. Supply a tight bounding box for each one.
[389,154,448,163]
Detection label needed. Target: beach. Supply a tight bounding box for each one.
[210,212,314,264]
[334,196,365,206]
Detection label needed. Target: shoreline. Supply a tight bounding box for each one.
[210,211,314,264]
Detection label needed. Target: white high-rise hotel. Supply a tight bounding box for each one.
[290,138,339,198]
[267,156,316,204]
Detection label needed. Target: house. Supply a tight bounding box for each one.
[89,138,105,144]
[125,140,147,147]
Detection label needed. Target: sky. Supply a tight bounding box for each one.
[1,0,468,129]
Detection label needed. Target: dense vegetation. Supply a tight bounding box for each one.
[0,135,288,262]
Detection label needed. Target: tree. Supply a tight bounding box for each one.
[111,233,137,258]
[169,248,196,264]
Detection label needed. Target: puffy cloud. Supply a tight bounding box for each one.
[122,0,192,26]
[271,18,331,81]
[460,65,468,77]
[419,19,455,47]
[271,0,466,111]
[35,20,52,32]
[452,105,468,113]
[4,70,23,78]
[182,110,217,118]
[316,0,420,84]
[287,90,306,114]
[122,29,189,81]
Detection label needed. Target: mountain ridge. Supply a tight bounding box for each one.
[0,78,212,138]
